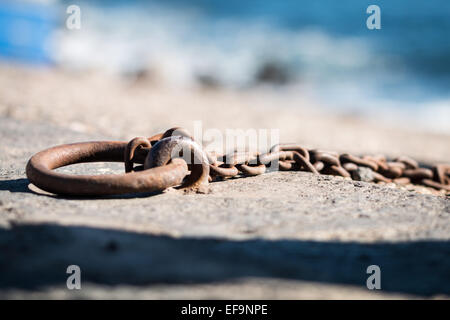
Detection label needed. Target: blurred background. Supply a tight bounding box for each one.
[0,0,449,133]
[1,1,449,300]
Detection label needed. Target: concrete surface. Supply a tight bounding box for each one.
[1,117,449,299]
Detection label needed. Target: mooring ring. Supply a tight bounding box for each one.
[145,136,210,191]
[26,141,189,196]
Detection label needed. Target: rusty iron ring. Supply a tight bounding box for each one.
[26,141,188,196]
[124,137,152,173]
[145,136,210,191]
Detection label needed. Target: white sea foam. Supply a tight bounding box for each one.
[50,2,450,133]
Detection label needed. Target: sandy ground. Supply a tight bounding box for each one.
[0,64,449,299]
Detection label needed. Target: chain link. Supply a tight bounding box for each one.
[26,127,450,196]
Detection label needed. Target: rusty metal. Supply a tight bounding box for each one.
[342,162,358,172]
[145,136,210,191]
[403,168,434,181]
[372,171,392,183]
[26,127,450,197]
[148,132,164,144]
[271,144,310,160]
[258,151,287,164]
[239,163,267,176]
[314,152,340,167]
[224,151,258,166]
[26,141,188,196]
[124,137,151,173]
[382,163,404,178]
[292,151,318,174]
[421,179,450,191]
[279,160,296,171]
[433,164,450,184]
[313,161,325,172]
[210,164,239,178]
[340,153,379,171]
[395,156,419,169]
[369,156,389,171]
[323,165,351,178]
[393,177,411,185]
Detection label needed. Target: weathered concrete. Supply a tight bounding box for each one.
[1,117,449,299]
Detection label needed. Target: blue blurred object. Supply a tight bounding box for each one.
[0,1,59,64]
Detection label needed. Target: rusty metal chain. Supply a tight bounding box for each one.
[26,127,450,197]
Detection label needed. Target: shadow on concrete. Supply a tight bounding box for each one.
[0,178,30,193]
[0,178,163,199]
[0,223,449,296]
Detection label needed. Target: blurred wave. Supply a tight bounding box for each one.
[1,0,449,132]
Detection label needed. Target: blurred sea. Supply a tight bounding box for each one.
[1,0,449,132]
